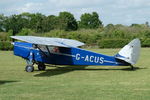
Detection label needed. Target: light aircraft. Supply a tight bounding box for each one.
[11,36,141,72]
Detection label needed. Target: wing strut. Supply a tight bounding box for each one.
[46,46,51,55]
[35,45,48,57]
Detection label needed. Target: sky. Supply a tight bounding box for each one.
[0,0,150,25]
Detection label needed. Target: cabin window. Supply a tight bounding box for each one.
[48,46,59,53]
[37,45,47,52]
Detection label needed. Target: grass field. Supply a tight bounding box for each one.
[0,48,150,100]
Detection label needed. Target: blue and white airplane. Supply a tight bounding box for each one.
[11,36,141,72]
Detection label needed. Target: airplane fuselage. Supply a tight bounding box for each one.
[13,42,129,66]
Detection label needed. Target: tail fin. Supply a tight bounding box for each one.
[115,39,141,65]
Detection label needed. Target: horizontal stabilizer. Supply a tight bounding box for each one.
[11,36,85,48]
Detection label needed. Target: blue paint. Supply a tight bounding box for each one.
[115,53,126,59]
[13,42,129,66]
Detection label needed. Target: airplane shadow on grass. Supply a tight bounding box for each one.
[34,65,146,77]
[0,80,18,85]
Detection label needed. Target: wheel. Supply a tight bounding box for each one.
[38,63,46,71]
[25,65,34,72]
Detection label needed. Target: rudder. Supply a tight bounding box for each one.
[115,39,141,65]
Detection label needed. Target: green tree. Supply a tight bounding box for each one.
[58,12,78,31]
[42,15,59,32]
[19,12,32,28]
[29,13,46,33]
[0,14,6,32]
[4,14,30,35]
[4,15,20,35]
[90,12,102,28]
[79,13,91,29]
[79,12,102,29]
[104,24,115,33]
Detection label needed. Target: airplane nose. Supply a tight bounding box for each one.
[11,42,14,45]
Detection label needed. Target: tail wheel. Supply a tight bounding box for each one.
[38,63,46,71]
[25,65,34,72]
[130,65,134,70]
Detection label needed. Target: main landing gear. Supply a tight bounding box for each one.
[26,65,34,72]
[25,60,46,72]
[38,63,46,71]
[25,60,34,72]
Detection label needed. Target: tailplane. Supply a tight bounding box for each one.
[115,39,141,65]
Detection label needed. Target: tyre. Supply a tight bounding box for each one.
[38,63,46,71]
[25,65,34,72]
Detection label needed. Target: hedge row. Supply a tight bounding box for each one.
[1,23,150,50]
[141,38,150,47]
[98,39,130,48]
[0,41,13,50]
[1,38,150,50]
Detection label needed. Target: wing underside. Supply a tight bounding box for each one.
[11,36,85,48]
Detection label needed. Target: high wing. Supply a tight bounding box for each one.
[11,36,85,48]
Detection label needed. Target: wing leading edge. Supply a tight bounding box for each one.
[11,36,85,48]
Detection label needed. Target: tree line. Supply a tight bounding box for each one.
[0,11,150,50]
[0,12,102,34]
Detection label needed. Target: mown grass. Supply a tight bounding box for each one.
[0,48,150,100]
